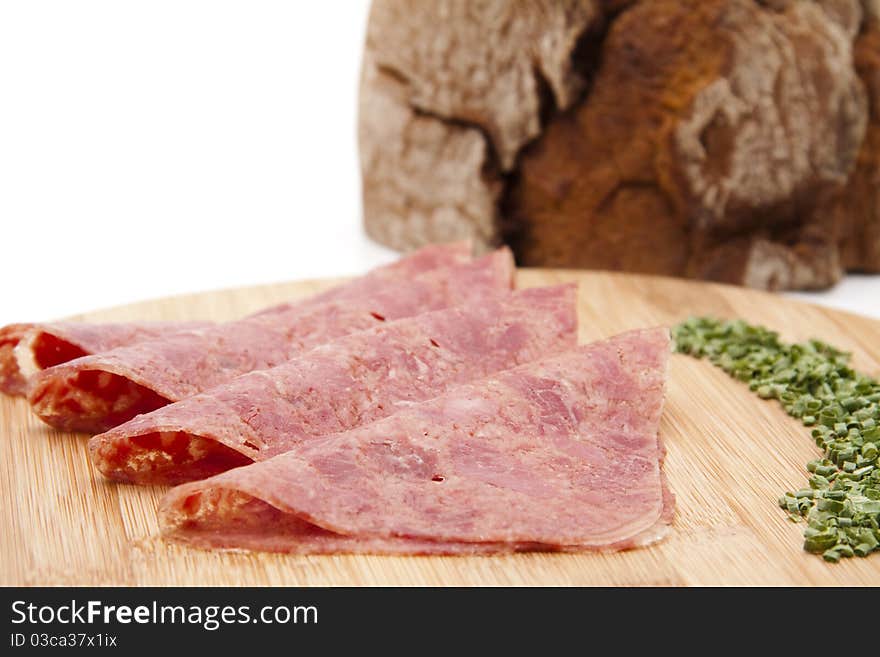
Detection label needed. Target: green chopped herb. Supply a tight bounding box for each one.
[673,317,880,562]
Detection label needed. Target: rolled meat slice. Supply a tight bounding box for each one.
[4,242,471,399]
[30,243,505,434]
[90,284,578,485]
[0,321,209,397]
[159,327,673,555]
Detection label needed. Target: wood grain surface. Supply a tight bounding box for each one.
[3,269,879,586]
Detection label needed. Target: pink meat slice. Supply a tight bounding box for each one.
[90,285,578,485]
[0,321,211,397]
[159,327,674,555]
[2,243,470,399]
[28,243,504,434]
[247,240,472,316]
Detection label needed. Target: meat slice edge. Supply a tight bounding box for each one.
[159,327,673,555]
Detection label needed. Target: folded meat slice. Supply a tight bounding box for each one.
[29,243,504,434]
[246,240,473,316]
[159,327,673,555]
[0,321,211,397]
[4,242,471,398]
[90,285,577,485]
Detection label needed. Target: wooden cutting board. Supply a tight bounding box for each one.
[3,269,879,586]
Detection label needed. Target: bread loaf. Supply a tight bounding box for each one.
[359,0,879,290]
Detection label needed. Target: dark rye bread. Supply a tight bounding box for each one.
[834,4,880,275]
[359,0,880,290]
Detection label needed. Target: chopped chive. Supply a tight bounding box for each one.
[673,317,880,562]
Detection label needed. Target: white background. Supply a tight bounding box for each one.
[0,1,877,325]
